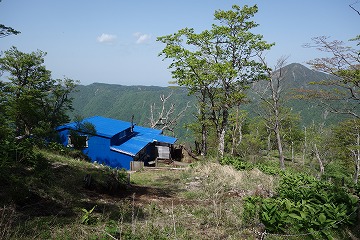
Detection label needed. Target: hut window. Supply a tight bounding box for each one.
[68,135,88,148]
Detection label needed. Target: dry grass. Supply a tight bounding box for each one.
[185,162,279,200]
[2,151,280,239]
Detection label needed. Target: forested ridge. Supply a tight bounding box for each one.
[70,63,346,141]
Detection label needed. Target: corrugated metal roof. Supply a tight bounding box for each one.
[57,116,132,138]
[110,131,177,156]
[110,135,149,156]
[133,125,177,143]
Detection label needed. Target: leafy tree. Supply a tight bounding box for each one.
[158,5,273,158]
[238,117,268,157]
[0,46,78,138]
[302,36,359,119]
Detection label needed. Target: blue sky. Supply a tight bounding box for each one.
[1,0,358,86]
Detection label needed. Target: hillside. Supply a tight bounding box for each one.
[1,149,358,239]
[0,148,278,239]
[70,84,196,141]
[69,63,345,141]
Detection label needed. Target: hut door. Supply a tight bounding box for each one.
[156,146,170,159]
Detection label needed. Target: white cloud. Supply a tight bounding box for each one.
[97,33,117,43]
[133,32,152,44]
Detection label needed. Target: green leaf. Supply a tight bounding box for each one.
[318,213,326,224]
[288,213,303,221]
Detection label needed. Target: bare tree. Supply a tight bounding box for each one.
[149,91,191,135]
[257,56,289,169]
[302,36,359,119]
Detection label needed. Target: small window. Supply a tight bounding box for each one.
[68,135,88,148]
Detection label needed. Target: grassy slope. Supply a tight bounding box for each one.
[1,150,358,239]
[1,150,280,240]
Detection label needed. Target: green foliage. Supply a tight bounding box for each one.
[0,138,52,206]
[221,156,283,175]
[158,4,274,156]
[243,196,263,225]
[0,24,21,38]
[80,206,97,225]
[262,173,358,237]
[0,47,78,139]
[221,156,254,171]
[222,156,358,237]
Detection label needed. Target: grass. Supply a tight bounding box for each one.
[0,148,282,239]
[2,149,357,239]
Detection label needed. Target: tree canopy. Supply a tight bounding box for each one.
[158,4,274,158]
[0,46,78,139]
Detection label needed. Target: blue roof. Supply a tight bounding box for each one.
[111,128,177,156]
[57,116,177,157]
[57,116,132,138]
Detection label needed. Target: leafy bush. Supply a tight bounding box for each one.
[222,156,359,238]
[243,196,263,225]
[260,173,358,237]
[220,156,253,170]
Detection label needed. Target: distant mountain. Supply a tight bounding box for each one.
[69,63,345,141]
[249,63,343,126]
[69,83,196,141]
[279,63,332,89]
[252,63,333,92]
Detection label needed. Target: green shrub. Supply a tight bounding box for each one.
[260,173,358,237]
[243,196,263,226]
[220,156,253,170]
[223,156,358,238]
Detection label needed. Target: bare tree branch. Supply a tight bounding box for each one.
[149,91,191,135]
[350,1,360,15]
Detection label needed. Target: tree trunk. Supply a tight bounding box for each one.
[218,128,226,160]
[353,130,360,184]
[354,154,359,184]
[231,108,239,156]
[218,109,229,160]
[314,144,324,177]
[199,90,207,156]
[302,126,307,164]
[275,124,285,169]
[201,123,207,156]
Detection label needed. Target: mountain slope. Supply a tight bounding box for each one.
[69,63,346,141]
[70,83,196,140]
